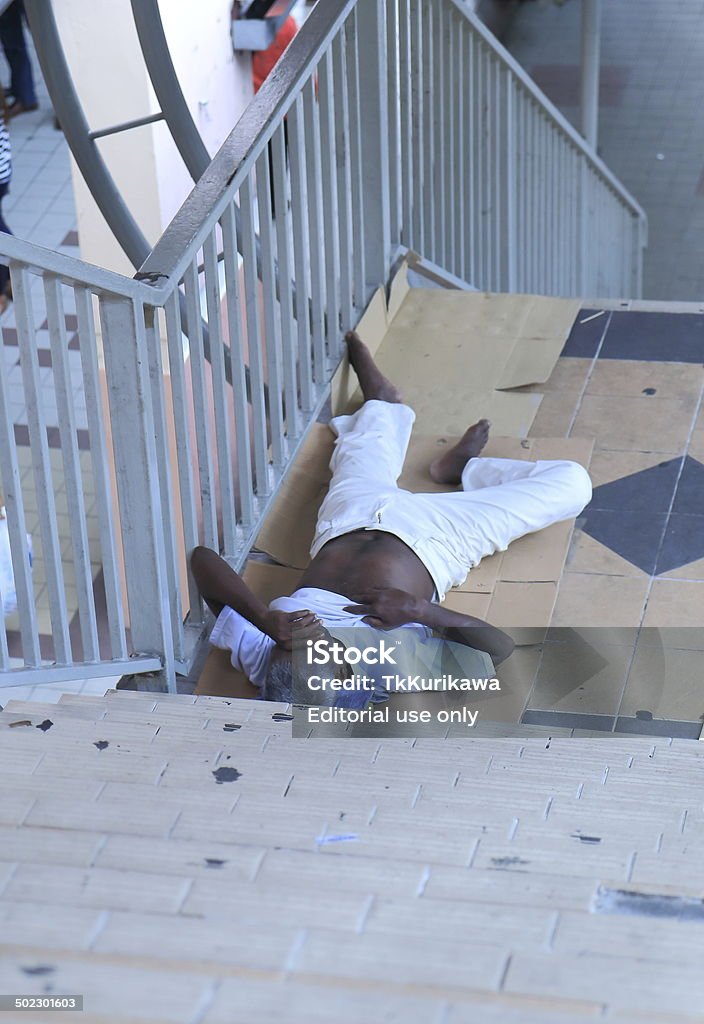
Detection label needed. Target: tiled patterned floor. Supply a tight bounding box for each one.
[516,305,704,735]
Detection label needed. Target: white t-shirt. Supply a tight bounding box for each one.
[209,586,431,689]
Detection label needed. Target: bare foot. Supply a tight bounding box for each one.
[345,330,403,403]
[429,419,491,484]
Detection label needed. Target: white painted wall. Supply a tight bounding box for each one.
[154,1,254,230]
[55,0,253,276]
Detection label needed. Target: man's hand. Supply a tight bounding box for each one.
[343,588,425,629]
[262,609,326,650]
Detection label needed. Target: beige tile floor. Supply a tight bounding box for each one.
[521,319,704,729]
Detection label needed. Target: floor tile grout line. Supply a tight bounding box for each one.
[638,376,704,622]
[565,310,614,438]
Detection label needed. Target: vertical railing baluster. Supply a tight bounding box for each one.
[344,9,367,310]
[303,78,327,384]
[466,25,476,285]
[319,49,342,360]
[493,56,502,291]
[481,48,492,290]
[255,147,287,474]
[15,267,71,663]
[163,290,202,623]
[422,0,435,262]
[398,0,413,250]
[355,0,391,291]
[503,70,517,293]
[221,203,255,530]
[287,93,315,413]
[142,303,184,662]
[516,89,526,293]
[240,174,272,499]
[386,0,402,245]
[44,276,99,663]
[183,259,218,549]
[74,285,127,659]
[455,17,465,281]
[433,0,445,267]
[203,230,237,549]
[410,0,424,254]
[0,578,8,669]
[270,124,300,443]
[332,30,355,330]
[0,278,39,666]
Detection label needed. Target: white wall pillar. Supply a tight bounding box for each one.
[54,0,254,275]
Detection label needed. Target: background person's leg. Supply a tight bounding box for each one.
[0,182,12,304]
[0,1,36,111]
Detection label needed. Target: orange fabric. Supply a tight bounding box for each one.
[252,16,298,93]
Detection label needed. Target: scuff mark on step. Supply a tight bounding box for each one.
[490,856,529,868]
[593,885,704,922]
[212,766,242,784]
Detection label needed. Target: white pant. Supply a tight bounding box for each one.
[311,401,592,601]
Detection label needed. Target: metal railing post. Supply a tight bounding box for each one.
[98,296,176,691]
[355,0,392,291]
[580,0,601,150]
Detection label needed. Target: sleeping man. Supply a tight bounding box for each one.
[192,331,592,703]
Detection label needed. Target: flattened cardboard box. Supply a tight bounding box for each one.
[200,280,587,695]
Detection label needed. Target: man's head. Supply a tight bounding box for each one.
[262,650,338,706]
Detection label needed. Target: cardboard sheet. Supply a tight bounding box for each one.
[372,283,580,435]
[199,275,587,695]
[254,424,333,570]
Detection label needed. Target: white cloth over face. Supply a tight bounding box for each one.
[311,400,592,601]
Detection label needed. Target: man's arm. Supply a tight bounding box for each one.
[415,601,515,665]
[191,546,321,649]
[344,588,515,665]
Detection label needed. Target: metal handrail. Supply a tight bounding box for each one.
[138,0,357,291]
[449,0,646,223]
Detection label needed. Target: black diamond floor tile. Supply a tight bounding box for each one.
[581,509,668,574]
[671,456,704,514]
[588,458,682,513]
[599,311,704,363]
[561,309,610,357]
[654,514,704,575]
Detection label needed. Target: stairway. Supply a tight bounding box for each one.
[1,688,703,1021]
